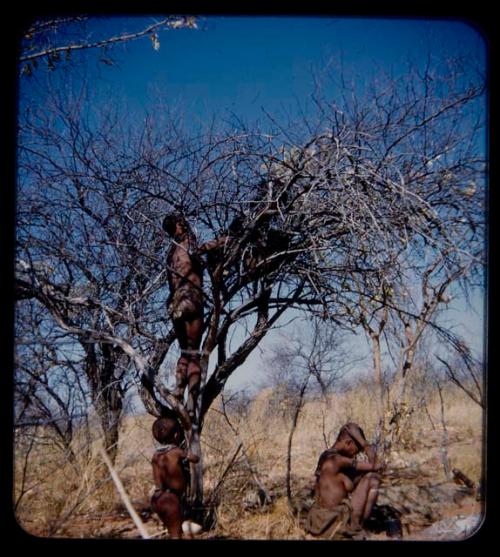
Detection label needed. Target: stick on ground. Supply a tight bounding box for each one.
[99,446,150,539]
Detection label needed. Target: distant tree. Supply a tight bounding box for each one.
[436,352,484,408]
[307,54,486,440]
[14,300,90,462]
[262,318,354,513]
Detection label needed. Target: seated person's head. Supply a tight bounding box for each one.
[162,213,188,238]
[334,423,368,457]
[152,416,182,445]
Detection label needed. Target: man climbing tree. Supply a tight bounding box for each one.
[162,212,229,421]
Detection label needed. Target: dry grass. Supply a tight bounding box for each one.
[13,380,485,540]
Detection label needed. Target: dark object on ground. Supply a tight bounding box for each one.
[363,504,403,538]
[452,468,475,490]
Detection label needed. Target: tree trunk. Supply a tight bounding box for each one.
[186,354,207,522]
[94,387,122,463]
[84,342,123,463]
[187,425,204,523]
[370,333,385,423]
[286,377,309,514]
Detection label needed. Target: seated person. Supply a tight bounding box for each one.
[305,422,382,539]
[150,416,200,539]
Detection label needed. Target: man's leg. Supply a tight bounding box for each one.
[173,355,188,400]
[350,472,380,529]
[185,317,203,419]
[186,358,201,417]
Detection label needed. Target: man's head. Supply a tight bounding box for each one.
[334,422,368,457]
[152,416,182,445]
[162,213,188,238]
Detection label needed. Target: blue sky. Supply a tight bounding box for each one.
[20,15,487,393]
[38,15,487,126]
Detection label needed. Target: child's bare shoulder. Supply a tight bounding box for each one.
[153,445,183,461]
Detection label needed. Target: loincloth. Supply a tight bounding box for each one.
[305,498,353,539]
[168,285,203,320]
[151,486,184,499]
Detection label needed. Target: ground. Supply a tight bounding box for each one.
[15,385,485,541]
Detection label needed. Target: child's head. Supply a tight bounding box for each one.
[152,416,182,445]
[335,423,368,457]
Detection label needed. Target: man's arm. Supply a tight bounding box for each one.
[197,235,230,254]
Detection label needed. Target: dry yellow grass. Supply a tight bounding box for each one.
[13,380,485,540]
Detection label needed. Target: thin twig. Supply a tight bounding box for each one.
[99,446,150,539]
[436,382,451,480]
[207,442,243,506]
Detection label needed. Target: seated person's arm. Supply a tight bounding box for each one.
[353,459,381,472]
[336,453,381,473]
[364,443,378,466]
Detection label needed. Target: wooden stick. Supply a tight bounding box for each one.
[99,447,150,539]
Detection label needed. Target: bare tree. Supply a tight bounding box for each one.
[306,54,485,440]
[262,319,353,514]
[387,254,476,405]
[15,90,179,460]
[14,300,90,462]
[15,51,486,518]
[436,353,484,408]
[340,271,391,426]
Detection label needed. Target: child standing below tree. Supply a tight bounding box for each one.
[150,416,200,539]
